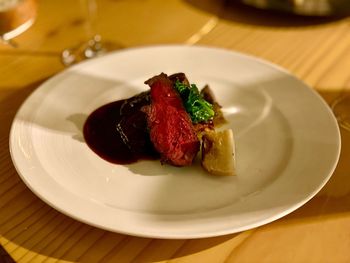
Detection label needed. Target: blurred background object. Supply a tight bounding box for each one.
[0,0,37,45]
[332,94,350,131]
[240,0,350,16]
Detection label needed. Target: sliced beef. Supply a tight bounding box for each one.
[144,73,200,166]
[116,90,158,156]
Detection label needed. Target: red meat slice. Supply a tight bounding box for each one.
[144,73,200,166]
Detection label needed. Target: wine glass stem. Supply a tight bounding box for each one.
[61,0,105,66]
[84,0,97,39]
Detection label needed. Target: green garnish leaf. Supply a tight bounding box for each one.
[174,80,215,123]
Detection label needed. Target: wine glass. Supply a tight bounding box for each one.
[61,0,106,66]
[0,0,37,47]
[331,93,350,131]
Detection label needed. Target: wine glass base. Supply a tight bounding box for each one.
[61,35,106,66]
[0,37,17,47]
[331,94,350,131]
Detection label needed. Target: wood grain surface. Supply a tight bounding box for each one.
[1,0,350,262]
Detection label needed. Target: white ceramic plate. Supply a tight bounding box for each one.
[10,45,341,238]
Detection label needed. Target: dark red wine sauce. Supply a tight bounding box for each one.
[83,94,159,164]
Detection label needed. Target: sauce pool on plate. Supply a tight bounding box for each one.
[83,92,159,164]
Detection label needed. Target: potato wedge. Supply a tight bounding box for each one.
[201,129,236,176]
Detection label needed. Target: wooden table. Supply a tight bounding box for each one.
[1,0,349,262]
